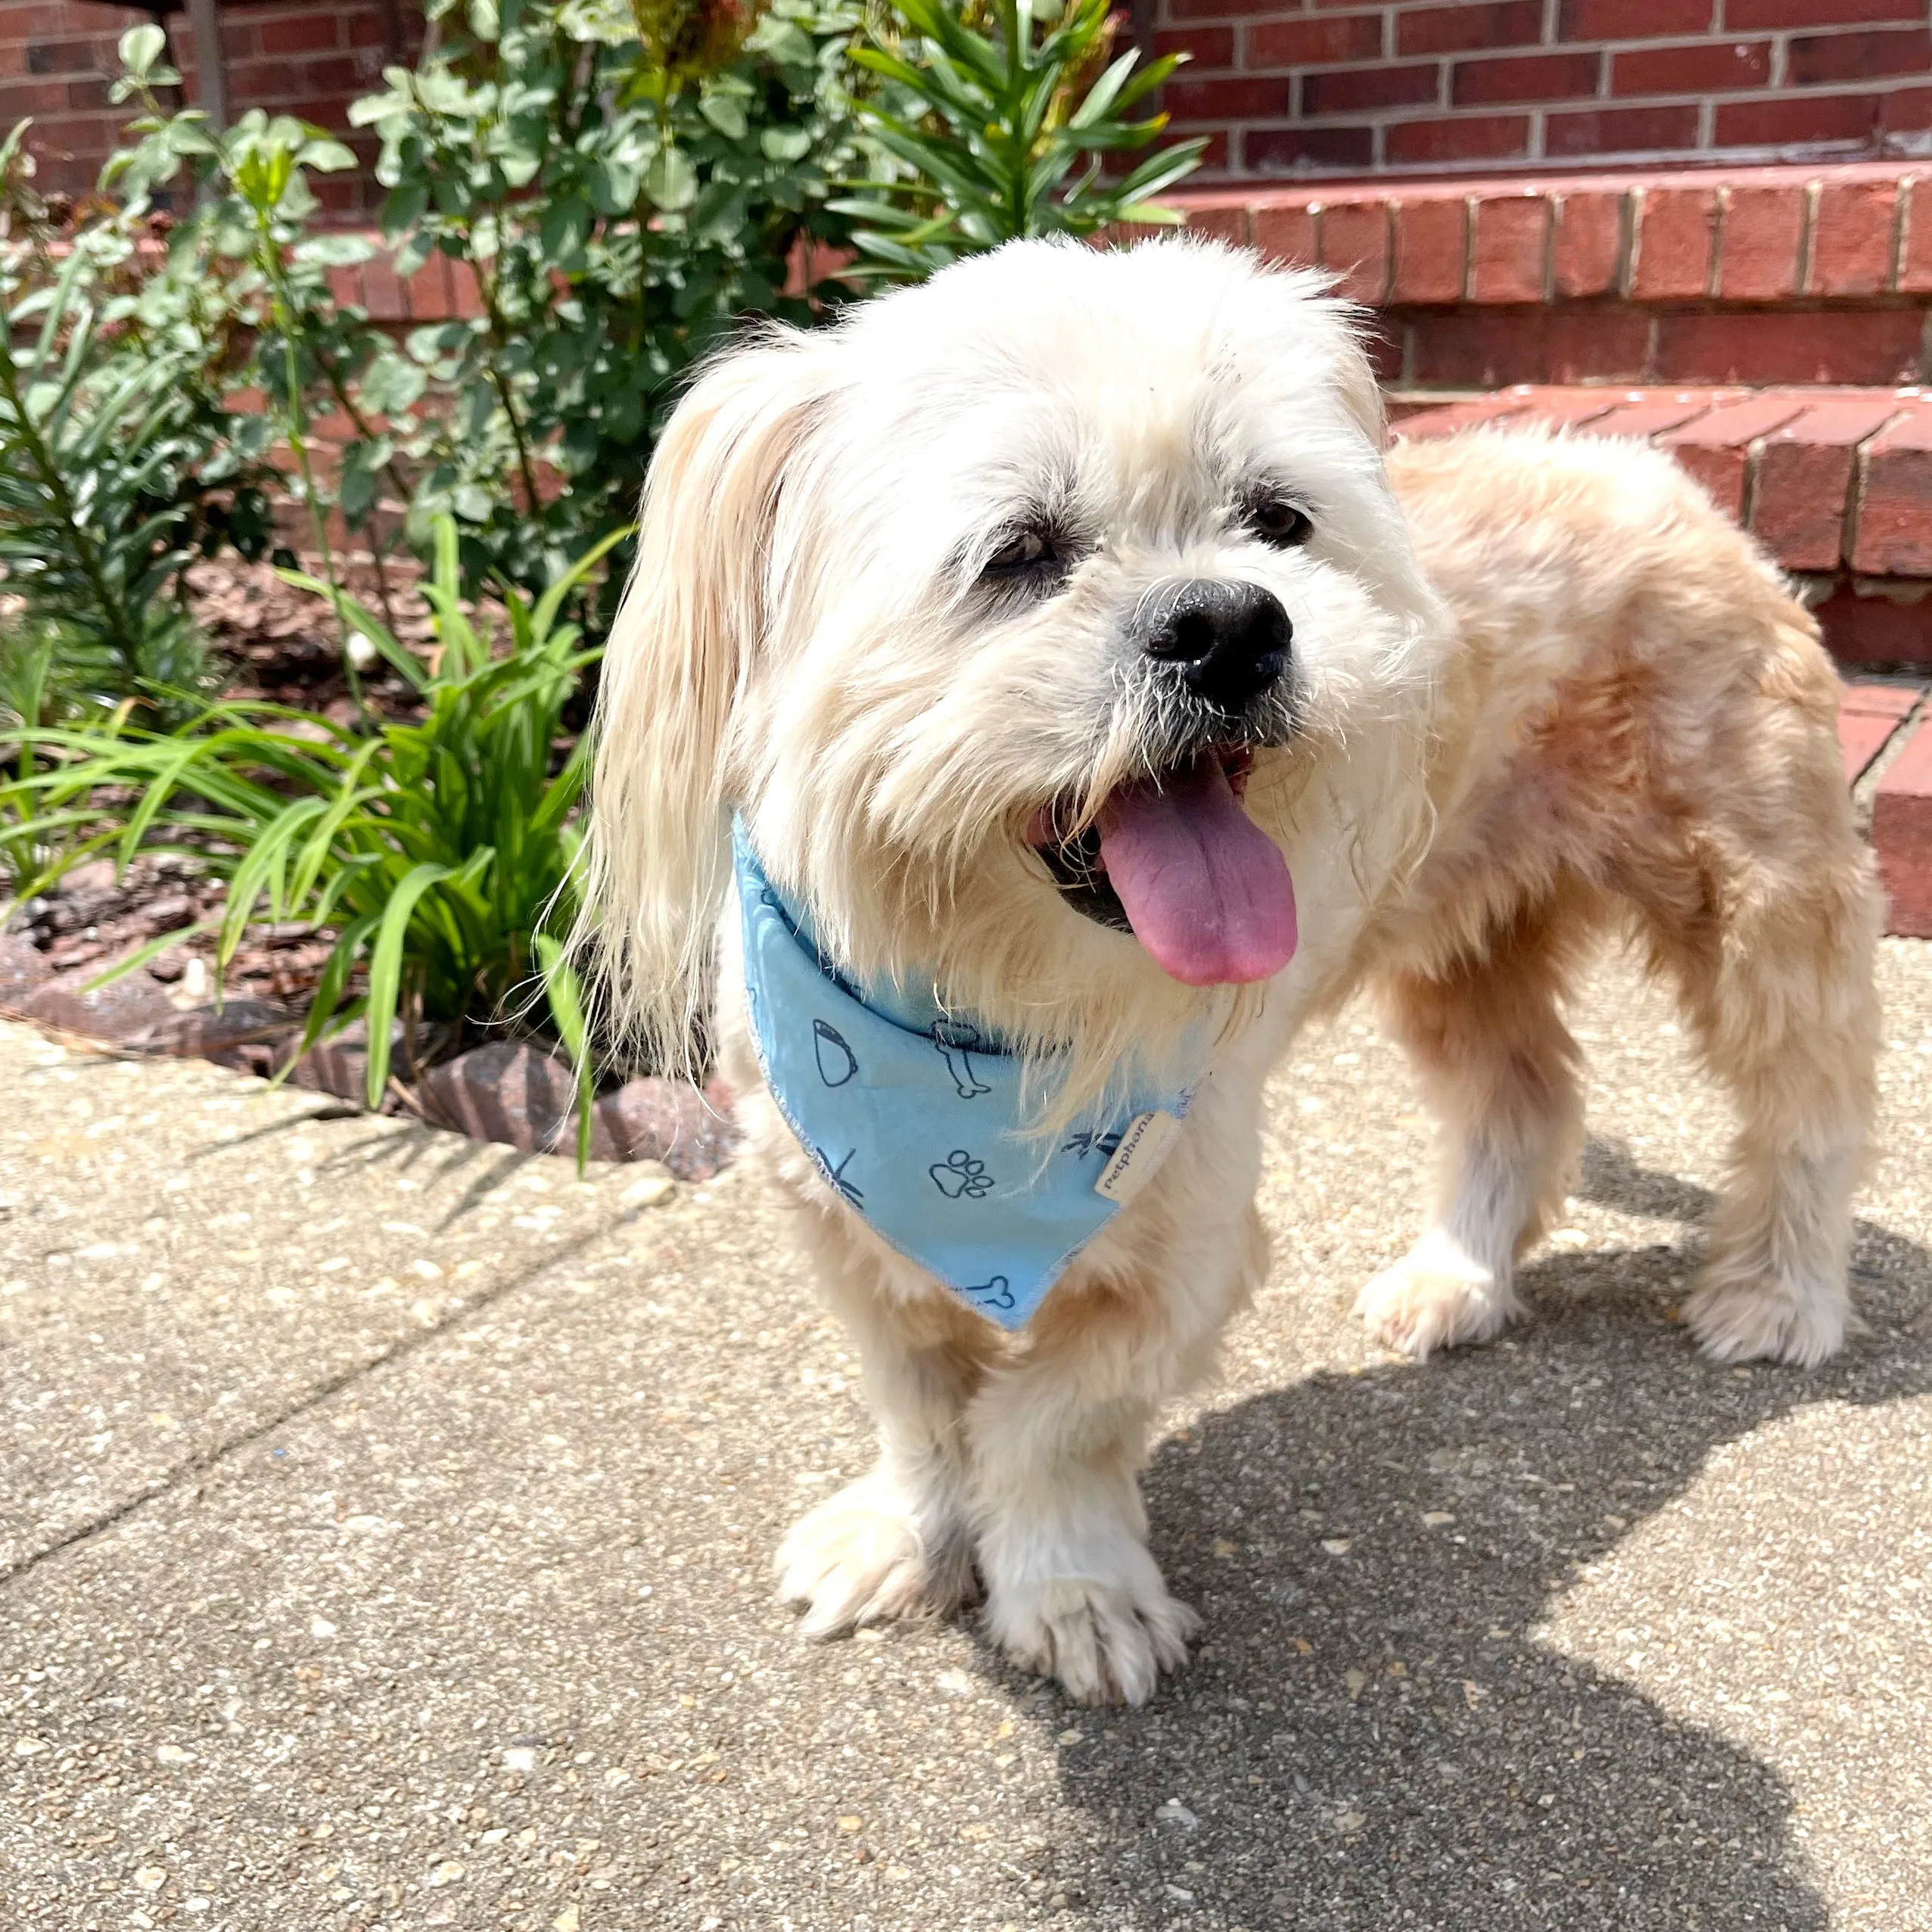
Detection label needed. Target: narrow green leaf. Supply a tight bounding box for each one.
[362,860,461,1105]
[534,933,594,1174]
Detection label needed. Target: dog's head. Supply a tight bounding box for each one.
[585,236,1446,1106]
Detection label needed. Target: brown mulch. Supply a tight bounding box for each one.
[187,554,439,725]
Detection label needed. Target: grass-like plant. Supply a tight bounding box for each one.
[838,0,1206,276]
[11,517,627,1111]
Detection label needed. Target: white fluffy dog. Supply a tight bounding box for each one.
[582,237,1880,1705]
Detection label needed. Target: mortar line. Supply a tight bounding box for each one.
[0,1211,631,1592]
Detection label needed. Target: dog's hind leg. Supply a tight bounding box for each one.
[1358,903,1589,1357]
[1642,693,1882,1368]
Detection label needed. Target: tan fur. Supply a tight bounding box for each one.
[1358,428,1881,1368]
[583,240,1881,1706]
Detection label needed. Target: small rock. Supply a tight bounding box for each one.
[1336,1811,1366,1833]
[1421,1510,1454,1527]
[1321,1538,1351,1556]
[621,1165,675,1209]
[133,1867,167,1893]
[0,934,50,1015]
[20,966,176,1043]
[1155,1799,1200,1831]
[426,1860,465,1887]
[155,1744,195,1766]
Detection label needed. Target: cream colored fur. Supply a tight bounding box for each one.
[581,237,1881,1706]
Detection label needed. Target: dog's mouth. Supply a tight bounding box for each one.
[1028,745,1298,988]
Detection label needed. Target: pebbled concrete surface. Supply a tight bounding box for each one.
[2,943,1930,1932]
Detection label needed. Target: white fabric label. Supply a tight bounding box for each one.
[1093,1109,1184,1204]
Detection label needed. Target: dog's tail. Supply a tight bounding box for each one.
[575,328,828,1075]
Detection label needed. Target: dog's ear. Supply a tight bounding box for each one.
[580,325,830,1072]
[1333,318,1389,450]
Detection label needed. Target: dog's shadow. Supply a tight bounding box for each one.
[992,1140,1932,1927]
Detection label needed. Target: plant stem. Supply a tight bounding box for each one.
[419,69,545,518]
[252,205,366,720]
[476,258,544,517]
[316,356,414,630]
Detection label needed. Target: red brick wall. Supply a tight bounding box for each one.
[0,1,416,216]
[1159,1,1932,179]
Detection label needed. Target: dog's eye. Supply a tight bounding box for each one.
[1249,498,1312,549]
[984,527,1063,580]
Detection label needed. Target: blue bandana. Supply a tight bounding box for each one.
[733,825,1202,1329]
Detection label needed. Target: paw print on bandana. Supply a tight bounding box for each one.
[929,1149,994,1199]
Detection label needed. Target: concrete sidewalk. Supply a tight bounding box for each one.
[3,947,1930,1932]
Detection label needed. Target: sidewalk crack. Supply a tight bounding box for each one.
[0,1212,628,1592]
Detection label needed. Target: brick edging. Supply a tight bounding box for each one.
[0,944,738,1178]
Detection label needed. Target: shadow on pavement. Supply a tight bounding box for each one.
[1000,1139,1932,1929]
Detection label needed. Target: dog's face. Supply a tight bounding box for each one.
[588,238,1447,1103]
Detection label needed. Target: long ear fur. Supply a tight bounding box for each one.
[577,325,830,1074]
[1336,325,1389,450]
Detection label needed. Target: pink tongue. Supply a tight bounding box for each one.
[1097,758,1298,986]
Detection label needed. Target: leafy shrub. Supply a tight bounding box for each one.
[105,27,428,644]
[841,0,1204,277]
[15,518,624,1105]
[0,117,276,725]
[346,0,868,599]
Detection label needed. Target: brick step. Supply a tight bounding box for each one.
[1395,384,1932,669]
[1171,162,1932,390]
[1843,681,1932,940]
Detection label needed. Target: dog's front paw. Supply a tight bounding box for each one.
[985,1566,1199,1706]
[1356,1230,1522,1358]
[1682,1268,1850,1367]
[777,1472,966,1638]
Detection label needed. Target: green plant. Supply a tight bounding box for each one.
[0,117,273,726]
[12,516,628,1106]
[838,0,1205,277]
[347,0,867,601]
[106,26,429,649]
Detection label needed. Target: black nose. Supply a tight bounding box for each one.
[1138,579,1293,715]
